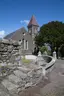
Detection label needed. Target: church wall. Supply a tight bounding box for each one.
[24,34,35,52]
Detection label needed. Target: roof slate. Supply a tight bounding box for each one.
[4,27,27,40]
[28,15,39,27]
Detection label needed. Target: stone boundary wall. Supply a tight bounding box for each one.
[42,55,56,73]
[0,53,56,95]
[0,39,21,64]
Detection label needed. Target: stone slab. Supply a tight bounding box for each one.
[8,74,22,84]
[14,70,27,79]
[0,91,10,96]
[25,82,33,88]
[18,67,30,73]
[2,79,18,91]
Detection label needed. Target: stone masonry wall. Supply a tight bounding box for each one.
[0,39,21,64]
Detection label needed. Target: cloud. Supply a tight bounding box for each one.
[0,30,5,38]
[20,20,29,25]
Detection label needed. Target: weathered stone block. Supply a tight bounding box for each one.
[8,74,22,84]
[2,79,18,91]
[0,90,10,96]
[25,82,32,88]
[14,70,27,79]
[18,67,30,73]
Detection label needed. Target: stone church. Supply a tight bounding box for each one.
[4,15,39,54]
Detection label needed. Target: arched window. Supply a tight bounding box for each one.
[22,38,24,49]
[23,39,26,50]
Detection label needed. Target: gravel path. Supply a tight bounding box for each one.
[19,59,64,96]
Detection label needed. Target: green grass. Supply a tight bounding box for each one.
[22,57,31,64]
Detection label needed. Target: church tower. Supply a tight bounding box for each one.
[27,15,39,39]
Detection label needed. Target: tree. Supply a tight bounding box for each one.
[35,21,64,56]
[60,44,64,57]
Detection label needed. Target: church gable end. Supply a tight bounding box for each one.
[4,15,39,54]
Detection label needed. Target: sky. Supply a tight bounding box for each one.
[0,0,64,38]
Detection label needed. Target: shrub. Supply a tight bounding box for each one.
[47,50,51,55]
[39,46,51,55]
[39,46,48,54]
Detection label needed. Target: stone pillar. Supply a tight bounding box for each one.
[53,51,57,60]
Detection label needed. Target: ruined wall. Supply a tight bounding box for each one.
[0,39,21,64]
